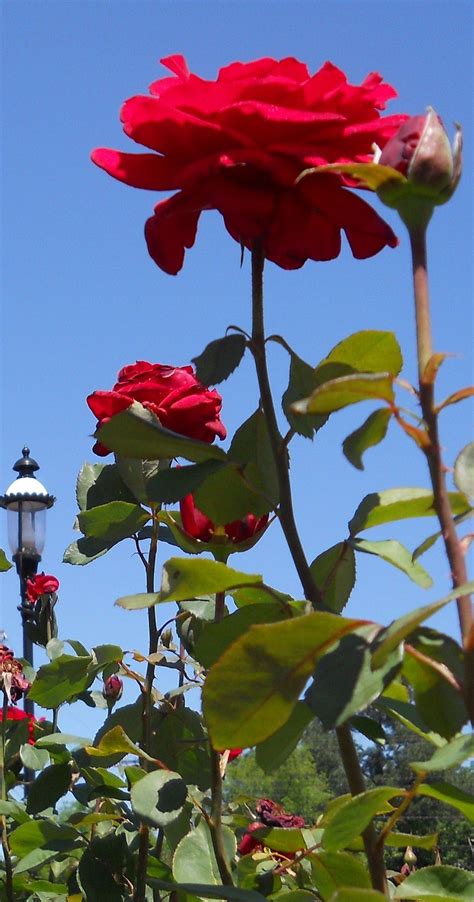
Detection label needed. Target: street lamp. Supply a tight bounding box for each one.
[0,447,55,713]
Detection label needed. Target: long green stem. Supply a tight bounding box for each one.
[249,244,387,895]
[208,590,234,885]
[409,225,474,724]
[1,694,14,902]
[134,510,160,902]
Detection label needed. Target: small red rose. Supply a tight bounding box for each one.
[102,675,123,703]
[0,706,38,744]
[92,55,407,273]
[180,492,268,544]
[88,361,226,456]
[26,573,59,604]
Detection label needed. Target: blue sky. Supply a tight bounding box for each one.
[1,0,472,738]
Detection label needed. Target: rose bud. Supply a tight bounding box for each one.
[377,108,462,225]
[102,675,123,703]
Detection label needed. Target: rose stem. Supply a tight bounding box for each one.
[134,507,160,902]
[208,590,234,885]
[409,223,474,724]
[250,243,387,895]
[0,693,14,902]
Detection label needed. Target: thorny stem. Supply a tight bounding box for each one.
[134,509,160,902]
[409,225,474,725]
[249,244,387,895]
[1,693,14,902]
[208,591,234,885]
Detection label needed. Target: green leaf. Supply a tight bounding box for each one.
[305,627,402,728]
[35,732,91,750]
[96,400,227,462]
[293,373,394,415]
[350,715,386,745]
[93,644,123,666]
[78,835,127,902]
[454,442,474,499]
[131,769,187,827]
[20,744,50,771]
[9,820,78,857]
[251,826,307,852]
[194,463,273,522]
[349,487,471,535]
[256,702,314,773]
[393,864,474,900]
[0,548,12,571]
[192,333,247,385]
[13,848,65,876]
[228,408,280,505]
[282,352,329,438]
[310,849,371,901]
[310,542,356,613]
[63,536,113,565]
[76,461,136,511]
[115,592,162,610]
[411,733,474,773]
[417,782,474,821]
[145,459,226,504]
[322,786,401,851]
[412,510,473,561]
[173,820,236,885]
[86,724,155,764]
[403,630,468,739]
[159,557,262,604]
[323,330,403,376]
[0,800,29,824]
[153,883,265,902]
[28,654,94,709]
[77,500,150,543]
[350,537,432,587]
[26,762,73,815]
[343,409,392,470]
[194,603,299,668]
[202,611,365,748]
[328,890,387,902]
[384,832,438,849]
[371,592,471,670]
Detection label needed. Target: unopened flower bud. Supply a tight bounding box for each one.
[403,845,417,866]
[161,628,173,649]
[102,675,123,703]
[377,108,462,228]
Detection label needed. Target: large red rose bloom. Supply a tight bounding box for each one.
[87,361,226,456]
[92,55,406,273]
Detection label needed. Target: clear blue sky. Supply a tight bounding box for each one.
[1,0,472,738]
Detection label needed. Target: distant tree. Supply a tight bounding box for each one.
[224,742,331,823]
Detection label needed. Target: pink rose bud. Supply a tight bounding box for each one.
[380,108,460,196]
[102,675,123,703]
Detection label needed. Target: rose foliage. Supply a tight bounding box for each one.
[1,51,472,902]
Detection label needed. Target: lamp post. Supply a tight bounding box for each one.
[0,447,55,716]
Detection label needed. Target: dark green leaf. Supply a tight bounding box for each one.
[26,763,73,815]
[77,500,150,543]
[417,782,474,821]
[131,769,188,827]
[350,715,386,745]
[93,644,123,666]
[371,594,465,669]
[0,548,12,571]
[351,537,432,587]
[256,702,314,773]
[203,611,365,748]
[322,786,401,851]
[403,630,468,738]
[454,442,474,499]
[228,409,280,505]
[146,459,225,503]
[153,882,265,902]
[393,864,474,900]
[114,455,155,504]
[0,800,29,824]
[159,557,262,603]
[76,461,136,511]
[305,627,402,728]
[194,462,274,521]
[28,655,94,709]
[63,536,113,565]
[292,372,394,415]
[349,488,470,535]
[329,891,387,902]
[310,542,356,613]
[192,333,247,385]
[78,834,127,902]
[343,408,392,470]
[9,820,78,857]
[96,400,227,462]
[282,353,329,438]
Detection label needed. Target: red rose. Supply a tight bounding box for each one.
[238,821,265,856]
[180,492,268,544]
[92,55,406,273]
[0,706,37,744]
[238,800,305,857]
[87,361,226,456]
[26,572,60,604]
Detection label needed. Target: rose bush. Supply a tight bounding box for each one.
[92,54,407,273]
[26,572,59,603]
[180,492,268,544]
[87,360,226,455]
